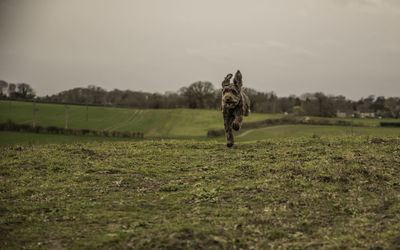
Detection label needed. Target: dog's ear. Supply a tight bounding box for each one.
[233,70,242,89]
[222,73,233,87]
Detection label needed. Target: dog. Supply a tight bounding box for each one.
[221,70,250,147]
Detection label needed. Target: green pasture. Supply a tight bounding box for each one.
[0,100,279,137]
[2,125,400,146]
[313,116,397,127]
[233,125,400,142]
[1,100,399,146]
[0,131,134,146]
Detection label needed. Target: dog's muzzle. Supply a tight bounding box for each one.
[223,100,237,109]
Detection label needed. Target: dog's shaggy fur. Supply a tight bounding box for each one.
[221,70,250,147]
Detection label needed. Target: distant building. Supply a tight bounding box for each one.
[353,111,376,119]
[361,112,375,118]
[336,111,347,118]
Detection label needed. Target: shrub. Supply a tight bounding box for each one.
[380,122,400,127]
[81,129,90,135]
[207,130,224,137]
[121,131,131,138]
[0,120,144,139]
[207,117,367,137]
[46,126,60,134]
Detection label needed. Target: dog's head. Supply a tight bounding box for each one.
[222,70,243,109]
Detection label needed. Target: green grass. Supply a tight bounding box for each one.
[0,132,135,146]
[1,137,399,249]
[311,116,398,127]
[1,100,399,146]
[3,125,399,146]
[233,125,400,142]
[0,100,279,137]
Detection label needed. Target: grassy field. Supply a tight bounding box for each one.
[1,137,399,249]
[232,125,400,142]
[3,125,400,146]
[316,116,399,127]
[1,100,399,146]
[0,132,136,146]
[0,100,279,138]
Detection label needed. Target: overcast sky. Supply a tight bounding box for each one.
[0,0,399,99]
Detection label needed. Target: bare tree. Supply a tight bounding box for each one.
[7,83,16,98]
[180,81,216,109]
[0,80,8,97]
[16,83,35,99]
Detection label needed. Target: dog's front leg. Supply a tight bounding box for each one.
[232,110,243,131]
[223,111,234,147]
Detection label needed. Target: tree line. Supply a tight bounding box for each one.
[0,80,35,99]
[0,80,399,118]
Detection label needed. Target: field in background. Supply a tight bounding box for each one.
[3,125,400,146]
[0,100,279,138]
[1,137,399,249]
[232,125,400,142]
[312,116,397,127]
[0,131,134,146]
[1,100,400,145]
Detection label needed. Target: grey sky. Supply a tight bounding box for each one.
[0,0,399,99]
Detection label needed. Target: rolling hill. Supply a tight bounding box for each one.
[0,100,280,138]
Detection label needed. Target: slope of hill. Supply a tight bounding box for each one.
[1,100,399,146]
[1,137,399,249]
[0,100,279,138]
[233,125,400,142]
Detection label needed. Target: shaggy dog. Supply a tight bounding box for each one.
[221,70,250,147]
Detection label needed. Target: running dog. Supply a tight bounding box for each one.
[221,70,250,147]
